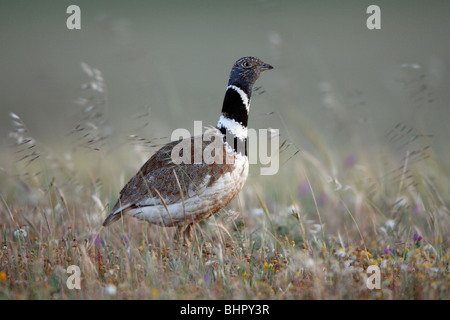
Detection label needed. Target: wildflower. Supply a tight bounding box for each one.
[104,284,117,296]
[317,193,327,206]
[204,274,210,284]
[310,224,323,235]
[385,220,395,230]
[90,234,102,246]
[413,204,423,214]
[305,258,315,268]
[0,271,6,282]
[336,248,346,258]
[298,181,311,195]
[251,208,264,216]
[287,204,300,215]
[121,234,131,245]
[14,228,27,238]
[345,154,357,168]
[414,233,423,248]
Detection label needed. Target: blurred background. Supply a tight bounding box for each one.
[0,0,449,172]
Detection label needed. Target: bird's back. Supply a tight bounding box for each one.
[103,127,248,227]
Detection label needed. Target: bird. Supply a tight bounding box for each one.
[102,56,273,242]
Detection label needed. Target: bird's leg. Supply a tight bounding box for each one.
[174,225,184,244]
[174,223,194,246]
[183,223,195,244]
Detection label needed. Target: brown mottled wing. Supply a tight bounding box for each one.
[105,129,234,224]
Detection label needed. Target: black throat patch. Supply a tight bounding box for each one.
[221,87,249,127]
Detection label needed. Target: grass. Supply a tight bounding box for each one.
[0,65,448,300]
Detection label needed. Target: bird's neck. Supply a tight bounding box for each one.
[217,84,251,136]
[217,84,251,156]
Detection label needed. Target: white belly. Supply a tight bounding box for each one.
[131,153,249,226]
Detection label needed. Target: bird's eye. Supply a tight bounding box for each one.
[241,61,251,68]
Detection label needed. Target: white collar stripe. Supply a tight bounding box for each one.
[217,115,247,140]
[227,85,250,112]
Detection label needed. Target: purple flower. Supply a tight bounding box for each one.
[345,154,357,168]
[414,233,422,242]
[121,234,131,245]
[413,204,422,214]
[318,193,327,206]
[204,273,210,284]
[383,246,390,255]
[90,234,102,245]
[298,182,311,196]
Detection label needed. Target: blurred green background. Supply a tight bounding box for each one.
[0,0,449,161]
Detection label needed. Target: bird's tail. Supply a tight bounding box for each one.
[102,212,123,226]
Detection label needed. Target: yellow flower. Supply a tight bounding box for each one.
[264,262,269,271]
[0,271,6,282]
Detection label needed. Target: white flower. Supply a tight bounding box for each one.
[385,219,396,229]
[251,208,263,216]
[305,258,315,269]
[309,224,323,235]
[14,228,27,238]
[335,248,346,258]
[104,284,117,296]
[287,204,300,215]
[428,267,439,274]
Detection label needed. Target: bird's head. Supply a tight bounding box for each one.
[228,56,273,95]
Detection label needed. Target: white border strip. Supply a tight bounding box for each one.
[217,115,248,140]
[227,85,250,112]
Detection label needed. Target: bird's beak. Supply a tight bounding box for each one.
[258,63,274,72]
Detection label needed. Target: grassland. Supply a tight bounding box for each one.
[0,66,448,300]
